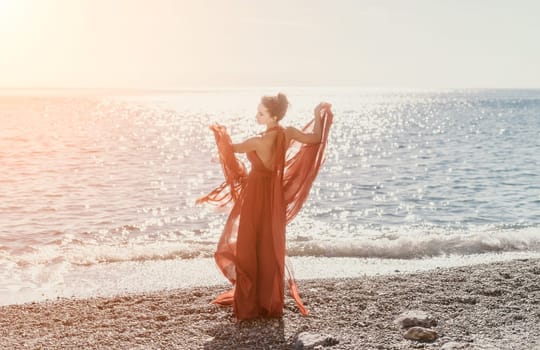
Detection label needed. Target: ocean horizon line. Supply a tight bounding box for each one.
[1,86,540,94]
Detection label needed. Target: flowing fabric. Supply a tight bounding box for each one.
[197,108,333,320]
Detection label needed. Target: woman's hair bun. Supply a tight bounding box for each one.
[262,92,289,121]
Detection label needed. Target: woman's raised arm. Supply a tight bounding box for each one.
[286,102,331,144]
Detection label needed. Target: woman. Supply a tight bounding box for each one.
[197,93,333,321]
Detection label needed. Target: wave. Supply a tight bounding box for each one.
[1,226,539,269]
[0,241,215,268]
[287,227,540,259]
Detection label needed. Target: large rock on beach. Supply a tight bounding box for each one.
[394,310,437,329]
[293,331,339,349]
[403,326,438,341]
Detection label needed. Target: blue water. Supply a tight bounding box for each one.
[323,91,540,229]
[1,87,539,303]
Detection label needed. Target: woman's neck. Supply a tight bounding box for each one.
[266,122,279,131]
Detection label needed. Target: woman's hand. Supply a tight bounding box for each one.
[314,102,332,119]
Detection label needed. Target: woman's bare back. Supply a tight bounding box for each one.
[254,130,280,170]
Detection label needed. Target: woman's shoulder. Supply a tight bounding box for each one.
[283,125,303,138]
[283,125,298,133]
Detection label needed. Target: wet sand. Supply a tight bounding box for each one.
[1,258,539,349]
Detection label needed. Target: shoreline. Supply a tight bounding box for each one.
[3,251,540,307]
[1,258,539,349]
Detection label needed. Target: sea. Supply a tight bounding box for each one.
[1,87,539,305]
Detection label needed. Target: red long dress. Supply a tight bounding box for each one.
[197,108,333,321]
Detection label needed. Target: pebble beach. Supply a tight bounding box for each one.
[1,258,539,349]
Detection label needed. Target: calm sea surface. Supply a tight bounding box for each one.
[1,87,539,303]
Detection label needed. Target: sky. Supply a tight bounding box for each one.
[1,0,539,89]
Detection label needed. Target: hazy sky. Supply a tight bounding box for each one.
[1,0,539,89]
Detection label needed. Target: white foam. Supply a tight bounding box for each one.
[2,226,539,272]
[1,225,539,306]
[288,228,540,258]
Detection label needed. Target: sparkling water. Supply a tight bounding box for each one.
[1,87,539,304]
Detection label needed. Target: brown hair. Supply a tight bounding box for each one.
[261,92,289,121]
